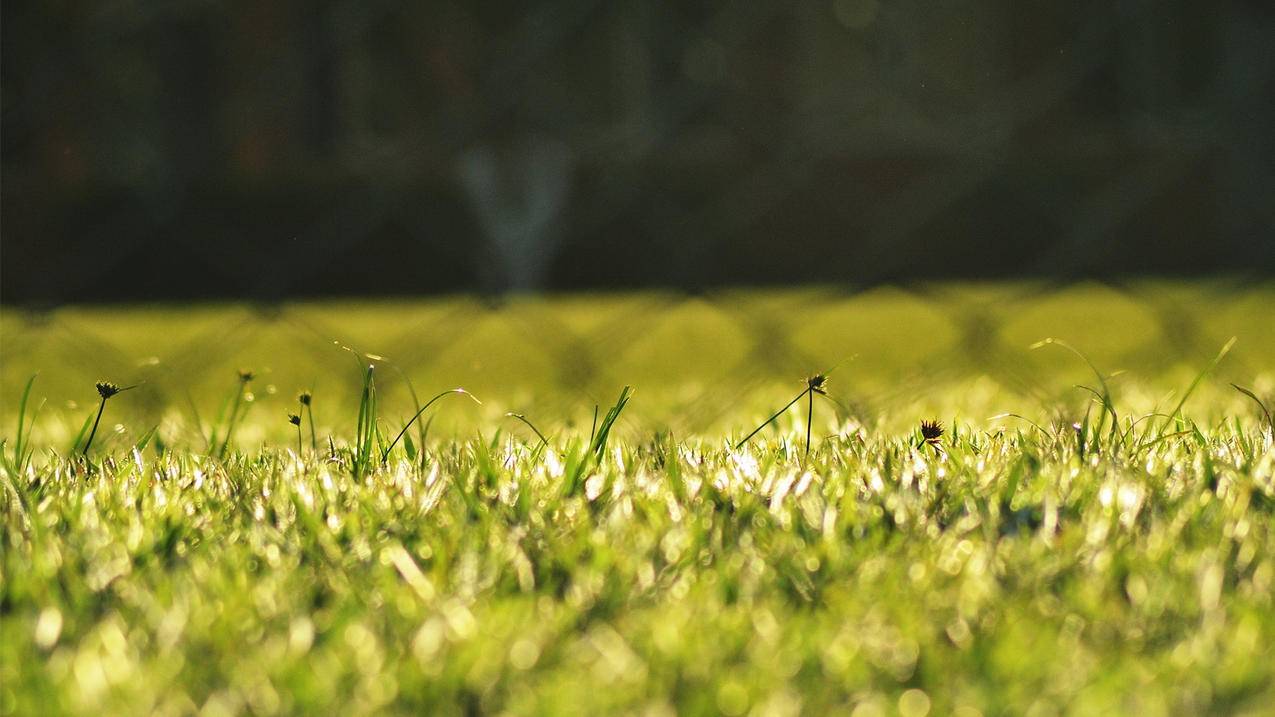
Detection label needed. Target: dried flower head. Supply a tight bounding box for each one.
[238,369,255,383]
[288,413,302,426]
[806,373,829,395]
[297,391,312,406]
[920,419,944,444]
[95,381,122,399]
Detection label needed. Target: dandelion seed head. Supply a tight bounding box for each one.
[920,419,944,443]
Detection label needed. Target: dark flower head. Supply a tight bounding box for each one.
[806,373,829,395]
[238,369,256,383]
[288,413,302,426]
[920,419,944,444]
[96,381,122,399]
[297,391,312,406]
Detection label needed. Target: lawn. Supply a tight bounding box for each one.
[2,282,1274,715]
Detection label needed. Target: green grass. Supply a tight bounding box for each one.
[2,283,1274,715]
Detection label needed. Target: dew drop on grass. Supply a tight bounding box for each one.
[1200,562,1224,612]
[288,617,314,655]
[544,450,563,478]
[898,689,931,717]
[34,607,62,650]
[509,639,540,670]
[850,697,887,717]
[585,473,605,501]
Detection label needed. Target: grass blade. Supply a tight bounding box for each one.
[12,374,37,472]
[381,388,480,463]
[1033,339,1120,446]
[565,387,633,494]
[590,386,633,462]
[1231,383,1273,433]
[505,412,550,447]
[1153,337,1236,441]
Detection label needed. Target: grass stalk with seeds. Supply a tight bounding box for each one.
[298,391,316,453]
[736,371,834,458]
[82,381,136,457]
[288,413,303,455]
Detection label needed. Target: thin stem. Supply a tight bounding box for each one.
[186,392,212,451]
[1157,337,1235,437]
[506,413,550,446]
[296,424,303,456]
[1231,383,1273,433]
[736,388,811,450]
[82,398,107,457]
[381,389,480,463]
[805,388,814,459]
[218,385,245,458]
[990,413,1052,440]
[388,363,429,468]
[305,404,317,452]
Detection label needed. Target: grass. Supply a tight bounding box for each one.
[2,283,1274,715]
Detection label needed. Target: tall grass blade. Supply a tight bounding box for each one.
[382,389,480,463]
[1231,383,1273,433]
[185,392,213,451]
[565,387,633,494]
[69,413,93,456]
[353,364,377,479]
[12,375,37,472]
[505,412,550,447]
[216,376,251,459]
[590,386,632,462]
[1033,338,1120,446]
[1153,337,1236,441]
[6,375,44,476]
[387,364,428,466]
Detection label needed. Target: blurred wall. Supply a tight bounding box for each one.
[3,0,1273,303]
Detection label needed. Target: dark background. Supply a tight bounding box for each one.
[3,0,1273,304]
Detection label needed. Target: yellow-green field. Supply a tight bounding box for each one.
[2,282,1274,715]
[3,282,1272,445]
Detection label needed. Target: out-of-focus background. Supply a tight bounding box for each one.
[3,1,1273,302]
[3,284,1273,446]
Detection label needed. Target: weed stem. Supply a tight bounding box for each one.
[305,404,317,452]
[736,388,810,450]
[806,388,814,459]
[82,398,107,457]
